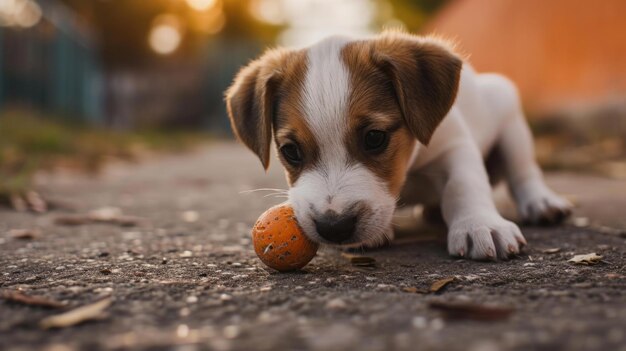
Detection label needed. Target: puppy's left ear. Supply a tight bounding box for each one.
[225,49,290,170]
[371,33,463,145]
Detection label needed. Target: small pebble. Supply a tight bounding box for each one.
[412,316,427,329]
[182,211,199,223]
[223,325,240,339]
[325,298,347,310]
[177,324,189,338]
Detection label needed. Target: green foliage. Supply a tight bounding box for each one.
[385,0,449,32]
[0,109,209,194]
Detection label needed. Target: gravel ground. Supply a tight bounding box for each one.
[1,142,625,351]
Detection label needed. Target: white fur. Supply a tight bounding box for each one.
[283,36,571,259]
[407,65,571,259]
[288,36,396,246]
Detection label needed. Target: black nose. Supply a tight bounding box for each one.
[313,211,358,243]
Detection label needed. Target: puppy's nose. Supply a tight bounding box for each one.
[313,211,357,243]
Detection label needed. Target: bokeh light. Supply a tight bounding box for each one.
[185,0,217,12]
[274,0,378,47]
[0,0,42,28]
[188,0,225,35]
[249,0,286,25]
[148,14,183,55]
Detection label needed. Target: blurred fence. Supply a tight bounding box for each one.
[0,0,103,123]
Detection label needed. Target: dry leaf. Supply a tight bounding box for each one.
[1,291,65,309]
[430,277,455,293]
[341,253,376,267]
[54,215,91,226]
[10,194,28,212]
[542,248,561,254]
[102,215,142,227]
[53,213,142,227]
[8,229,41,240]
[45,198,79,211]
[568,253,603,265]
[88,207,123,221]
[402,287,429,294]
[26,191,48,213]
[429,301,514,321]
[89,207,142,227]
[40,298,112,329]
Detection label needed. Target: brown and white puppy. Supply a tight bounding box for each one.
[226,31,572,260]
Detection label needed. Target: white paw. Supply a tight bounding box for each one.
[514,179,572,225]
[448,214,526,260]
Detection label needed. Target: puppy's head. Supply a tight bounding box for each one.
[226,31,462,247]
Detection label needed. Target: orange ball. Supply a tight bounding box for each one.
[252,204,318,272]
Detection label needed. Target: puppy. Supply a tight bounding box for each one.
[225,31,572,260]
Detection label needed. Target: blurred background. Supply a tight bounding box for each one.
[1,0,625,203]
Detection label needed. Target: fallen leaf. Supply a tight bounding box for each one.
[568,253,603,265]
[88,207,122,221]
[430,277,455,293]
[54,215,91,226]
[402,287,429,294]
[341,253,376,267]
[429,301,514,321]
[10,194,28,212]
[542,248,561,254]
[45,198,79,211]
[1,291,65,309]
[40,298,112,329]
[102,215,142,227]
[8,229,41,240]
[26,191,48,213]
[53,213,143,227]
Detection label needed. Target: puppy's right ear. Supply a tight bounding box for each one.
[225,49,288,170]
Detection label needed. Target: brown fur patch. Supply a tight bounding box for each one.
[270,51,318,186]
[225,48,314,183]
[369,31,462,145]
[341,32,462,195]
[225,49,289,169]
[341,40,414,196]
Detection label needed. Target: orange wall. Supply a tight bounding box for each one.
[425,0,626,115]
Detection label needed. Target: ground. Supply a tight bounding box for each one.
[1,142,625,351]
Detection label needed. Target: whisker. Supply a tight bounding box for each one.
[263,192,289,198]
[239,188,289,195]
[264,194,289,199]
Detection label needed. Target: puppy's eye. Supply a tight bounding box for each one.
[280,143,303,165]
[364,130,388,153]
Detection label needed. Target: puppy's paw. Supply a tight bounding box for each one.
[515,179,572,225]
[448,215,526,260]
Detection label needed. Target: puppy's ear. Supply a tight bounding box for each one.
[371,32,463,145]
[225,49,289,170]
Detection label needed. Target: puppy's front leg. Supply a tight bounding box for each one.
[438,145,526,260]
